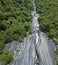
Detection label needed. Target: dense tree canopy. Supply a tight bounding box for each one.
[0,0,33,43]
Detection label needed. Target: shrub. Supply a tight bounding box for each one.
[0,42,5,54]
[0,51,13,65]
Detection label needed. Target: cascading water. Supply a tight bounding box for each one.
[32,0,56,65]
[4,0,55,65]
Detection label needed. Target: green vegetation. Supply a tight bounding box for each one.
[0,51,13,65]
[0,0,33,64]
[0,42,5,54]
[35,0,58,45]
[35,0,58,65]
[0,0,33,43]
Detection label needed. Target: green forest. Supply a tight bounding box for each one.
[0,0,33,65]
[35,0,58,65]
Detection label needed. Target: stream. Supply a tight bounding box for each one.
[4,0,56,65]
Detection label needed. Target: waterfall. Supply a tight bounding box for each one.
[4,0,55,65]
[32,0,56,65]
